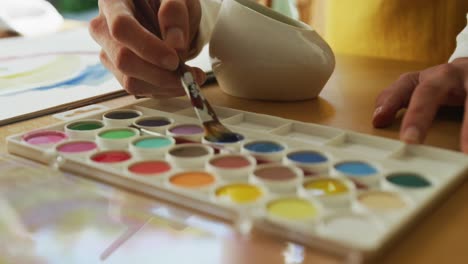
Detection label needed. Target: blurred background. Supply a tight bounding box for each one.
[13,0,468,64]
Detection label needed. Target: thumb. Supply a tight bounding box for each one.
[373,72,419,128]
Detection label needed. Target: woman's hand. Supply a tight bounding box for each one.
[373,57,468,153]
[89,0,206,98]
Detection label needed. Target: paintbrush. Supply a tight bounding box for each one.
[134,0,243,143]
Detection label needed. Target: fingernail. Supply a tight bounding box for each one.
[402,126,421,144]
[162,54,179,70]
[373,106,383,118]
[165,27,185,50]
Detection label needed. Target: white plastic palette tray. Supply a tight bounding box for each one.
[7,97,468,261]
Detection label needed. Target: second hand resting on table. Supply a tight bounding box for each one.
[89,0,468,153]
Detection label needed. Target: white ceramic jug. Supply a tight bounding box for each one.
[209,0,335,101]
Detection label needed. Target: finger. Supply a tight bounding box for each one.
[400,83,443,144]
[461,95,468,153]
[159,0,190,51]
[401,64,463,144]
[184,0,202,43]
[372,72,419,128]
[100,51,184,97]
[191,67,207,85]
[91,17,185,92]
[98,0,179,70]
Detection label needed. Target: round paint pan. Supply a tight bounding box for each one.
[166,143,214,169]
[354,190,412,214]
[89,150,132,168]
[250,164,303,193]
[166,170,217,193]
[22,130,68,148]
[166,123,205,142]
[241,140,287,163]
[201,132,246,151]
[332,160,381,186]
[126,160,172,180]
[133,116,174,134]
[317,212,384,248]
[206,154,256,182]
[129,135,175,159]
[264,196,322,225]
[382,171,432,193]
[64,119,104,140]
[283,149,330,174]
[55,140,98,158]
[299,176,355,208]
[102,109,142,127]
[96,127,139,150]
[213,183,267,208]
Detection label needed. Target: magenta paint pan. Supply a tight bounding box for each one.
[22,130,68,148]
[56,140,98,157]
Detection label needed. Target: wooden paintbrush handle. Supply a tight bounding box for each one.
[133,0,162,37]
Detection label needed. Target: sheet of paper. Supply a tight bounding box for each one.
[0,27,213,125]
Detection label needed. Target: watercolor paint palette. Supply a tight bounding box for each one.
[7,97,468,260]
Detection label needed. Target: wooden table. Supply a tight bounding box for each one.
[1,54,466,264]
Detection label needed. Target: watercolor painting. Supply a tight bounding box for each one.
[0,52,112,96]
[0,28,124,124]
[0,27,211,125]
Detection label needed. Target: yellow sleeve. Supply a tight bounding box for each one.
[313,0,468,64]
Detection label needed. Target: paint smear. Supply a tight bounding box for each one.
[57,141,97,153]
[334,161,378,176]
[210,155,252,169]
[287,151,328,163]
[359,191,406,210]
[254,166,297,181]
[244,141,284,153]
[133,137,173,149]
[386,173,431,188]
[0,54,109,95]
[267,198,317,220]
[303,178,348,196]
[91,151,132,163]
[169,124,204,135]
[170,172,215,188]
[99,129,136,139]
[129,161,171,175]
[23,130,67,145]
[216,184,263,204]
